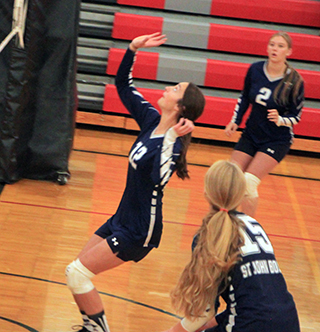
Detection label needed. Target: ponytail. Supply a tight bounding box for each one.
[171,160,246,319]
[175,83,205,180]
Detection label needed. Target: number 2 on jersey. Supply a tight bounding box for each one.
[255,87,272,106]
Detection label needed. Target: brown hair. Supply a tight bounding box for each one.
[175,83,205,180]
[270,32,304,107]
[171,160,246,319]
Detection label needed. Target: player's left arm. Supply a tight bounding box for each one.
[151,119,193,185]
[115,47,160,129]
[161,321,188,332]
[173,118,194,137]
[268,82,304,127]
[194,316,218,332]
[161,306,216,332]
[152,127,179,185]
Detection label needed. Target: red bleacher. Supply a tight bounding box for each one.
[207,24,320,63]
[118,0,166,9]
[204,60,248,92]
[112,13,163,40]
[107,48,320,100]
[112,13,320,62]
[103,84,243,127]
[103,84,320,138]
[107,48,159,80]
[104,5,320,141]
[210,0,320,28]
[117,0,320,28]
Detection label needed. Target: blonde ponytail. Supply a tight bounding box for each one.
[171,160,246,320]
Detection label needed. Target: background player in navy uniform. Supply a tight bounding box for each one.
[65,33,206,332]
[225,31,304,217]
[162,160,300,332]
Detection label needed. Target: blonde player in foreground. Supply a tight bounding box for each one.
[162,160,300,332]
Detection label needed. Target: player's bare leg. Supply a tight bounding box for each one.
[242,152,278,217]
[230,150,278,217]
[66,236,124,331]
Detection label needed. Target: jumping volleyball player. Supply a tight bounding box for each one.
[225,32,304,217]
[65,32,205,332]
[163,160,300,332]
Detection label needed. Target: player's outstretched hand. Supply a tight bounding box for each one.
[225,122,238,137]
[129,32,167,52]
[173,118,194,137]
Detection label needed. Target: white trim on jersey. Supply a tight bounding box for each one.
[132,90,143,98]
[226,282,237,332]
[231,97,241,124]
[263,62,284,82]
[160,127,178,186]
[144,187,158,247]
[143,128,178,247]
[276,101,303,127]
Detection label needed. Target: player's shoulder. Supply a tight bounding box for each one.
[248,61,265,75]
[246,61,269,86]
[250,61,265,69]
[232,211,263,229]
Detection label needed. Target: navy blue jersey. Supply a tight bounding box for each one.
[106,48,183,248]
[214,212,300,332]
[231,61,304,144]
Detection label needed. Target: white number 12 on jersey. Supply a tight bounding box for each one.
[129,141,148,170]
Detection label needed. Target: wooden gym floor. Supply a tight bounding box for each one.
[0,127,319,332]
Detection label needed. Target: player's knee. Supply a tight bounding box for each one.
[244,172,261,198]
[65,258,95,294]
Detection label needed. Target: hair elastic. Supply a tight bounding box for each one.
[220,208,228,212]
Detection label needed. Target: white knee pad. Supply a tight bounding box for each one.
[244,172,261,198]
[65,258,95,295]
